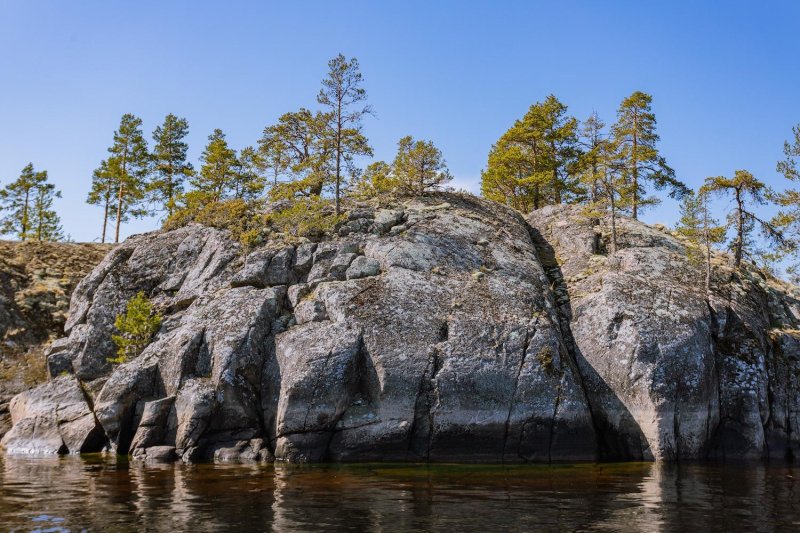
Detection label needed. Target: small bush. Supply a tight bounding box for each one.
[164,193,266,247]
[110,292,162,364]
[265,197,345,239]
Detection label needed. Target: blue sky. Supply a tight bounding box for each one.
[1,1,799,242]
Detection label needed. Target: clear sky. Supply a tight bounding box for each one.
[1,0,799,243]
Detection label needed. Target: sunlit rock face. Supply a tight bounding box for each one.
[528,205,800,462]
[3,194,799,463]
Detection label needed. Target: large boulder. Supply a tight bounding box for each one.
[0,375,104,454]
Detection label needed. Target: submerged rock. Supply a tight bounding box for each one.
[3,194,799,463]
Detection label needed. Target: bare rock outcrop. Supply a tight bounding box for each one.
[2,195,799,463]
[2,195,597,462]
[528,205,800,461]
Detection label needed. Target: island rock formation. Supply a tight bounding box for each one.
[2,194,798,463]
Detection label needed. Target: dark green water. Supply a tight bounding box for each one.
[1,457,798,532]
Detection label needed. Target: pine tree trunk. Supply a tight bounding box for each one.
[115,183,124,244]
[335,101,342,216]
[631,119,639,220]
[21,188,30,241]
[101,196,109,244]
[610,192,618,254]
[733,188,744,269]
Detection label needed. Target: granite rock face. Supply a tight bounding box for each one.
[3,195,800,463]
[528,205,800,461]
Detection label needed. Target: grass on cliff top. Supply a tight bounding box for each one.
[0,240,112,284]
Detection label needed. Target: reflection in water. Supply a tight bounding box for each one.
[1,456,799,531]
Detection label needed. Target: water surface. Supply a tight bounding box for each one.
[1,456,798,531]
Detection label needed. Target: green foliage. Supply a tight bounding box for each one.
[193,129,239,202]
[265,197,345,239]
[95,113,151,243]
[350,161,397,199]
[234,146,267,200]
[0,163,61,241]
[110,292,162,364]
[777,124,800,183]
[149,114,193,218]
[164,193,265,246]
[675,190,726,287]
[350,137,452,199]
[192,130,266,205]
[481,95,581,210]
[258,108,331,198]
[611,91,689,218]
[771,124,800,274]
[317,54,374,214]
[393,136,452,195]
[30,179,63,241]
[86,159,118,243]
[701,170,784,269]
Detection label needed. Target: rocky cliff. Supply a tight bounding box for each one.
[1,194,798,463]
[0,240,110,435]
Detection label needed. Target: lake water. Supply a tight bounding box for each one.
[0,456,798,532]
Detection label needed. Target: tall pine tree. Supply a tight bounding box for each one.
[150,114,193,218]
[481,95,580,210]
[261,109,334,200]
[317,54,373,214]
[611,91,688,218]
[86,158,119,243]
[701,170,784,269]
[104,114,150,243]
[193,129,238,203]
[30,178,63,241]
[392,136,452,195]
[0,163,39,240]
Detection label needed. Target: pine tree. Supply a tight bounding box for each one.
[150,114,193,218]
[317,54,374,214]
[86,158,119,243]
[0,163,40,240]
[701,170,784,269]
[106,114,151,243]
[193,129,238,203]
[541,95,581,204]
[351,160,396,199]
[771,124,800,274]
[233,146,266,200]
[481,141,538,212]
[583,139,629,254]
[577,112,606,203]
[481,95,580,211]
[30,178,63,241]
[392,136,452,195]
[777,124,800,182]
[262,109,334,200]
[110,291,162,364]
[675,190,725,289]
[257,124,292,187]
[611,91,688,218]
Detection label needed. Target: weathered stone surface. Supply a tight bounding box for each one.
[0,375,104,454]
[346,256,381,280]
[5,194,800,464]
[528,205,800,461]
[231,249,273,288]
